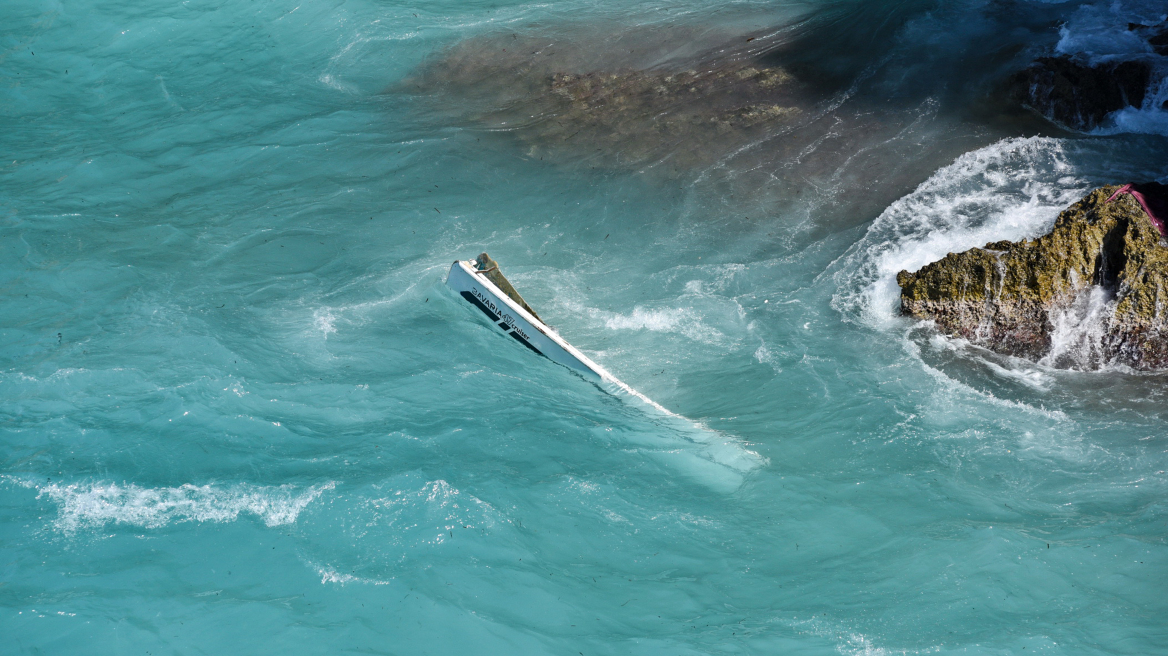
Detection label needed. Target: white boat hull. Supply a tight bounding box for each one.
[445,260,607,381]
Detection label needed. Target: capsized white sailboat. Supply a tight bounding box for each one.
[447,252,712,416]
[445,253,766,489]
[446,256,609,383]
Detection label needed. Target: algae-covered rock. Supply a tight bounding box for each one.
[897,186,1168,370]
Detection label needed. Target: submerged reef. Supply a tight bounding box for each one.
[407,10,1028,220]
[538,66,802,166]
[897,185,1168,370]
[408,30,811,168]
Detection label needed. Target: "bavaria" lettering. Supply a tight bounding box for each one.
[472,286,532,341]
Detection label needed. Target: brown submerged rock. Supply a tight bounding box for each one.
[409,30,809,168]
[897,185,1168,370]
[539,66,802,165]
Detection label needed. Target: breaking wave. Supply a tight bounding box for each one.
[832,136,1089,329]
[833,134,1164,379]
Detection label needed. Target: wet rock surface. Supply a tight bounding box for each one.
[1008,56,1152,131]
[897,185,1168,370]
[1151,28,1168,56]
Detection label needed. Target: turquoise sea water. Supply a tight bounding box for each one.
[3,0,1168,653]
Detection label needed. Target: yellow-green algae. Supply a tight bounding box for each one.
[897,186,1168,368]
[475,252,543,323]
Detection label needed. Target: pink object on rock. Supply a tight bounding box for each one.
[1106,182,1168,237]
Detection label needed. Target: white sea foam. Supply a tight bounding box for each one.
[1096,75,1168,137]
[981,358,1054,392]
[543,262,746,349]
[905,336,1069,423]
[298,477,513,580]
[313,308,338,338]
[789,615,932,656]
[301,274,431,344]
[599,304,730,345]
[1054,0,1168,64]
[837,633,896,656]
[604,306,682,332]
[834,136,1088,329]
[754,343,778,369]
[925,362,1067,422]
[365,479,505,542]
[314,564,392,586]
[1040,285,1117,370]
[27,479,334,534]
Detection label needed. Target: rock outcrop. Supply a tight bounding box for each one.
[897,185,1168,370]
[1007,56,1152,131]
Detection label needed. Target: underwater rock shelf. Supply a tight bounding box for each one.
[413,34,810,169]
[897,184,1168,370]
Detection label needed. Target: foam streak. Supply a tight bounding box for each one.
[29,480,335,534]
